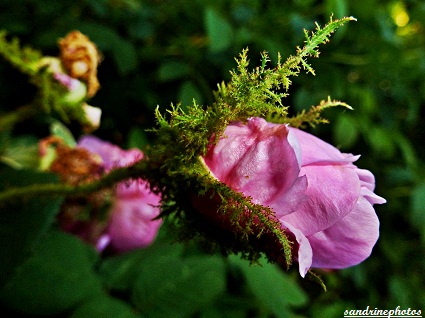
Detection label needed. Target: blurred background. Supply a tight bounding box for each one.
[0,0,424,317]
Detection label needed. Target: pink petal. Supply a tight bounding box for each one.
[204,117,305,211]
[308,196,380,268]
[269,175,308,218]
[116,179,153,198]
[96,234,112,252]
[53,72,81,91]
[78,135,142,170]
[288,127,358,166]
[108,191,162,252]
[361,187,387,205]
[280,220,312,277]
[281,164,360,236]
[355,167,377,191]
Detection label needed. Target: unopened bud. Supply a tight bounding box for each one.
[83,104,102,130]
[59,31,101,97]
[54,73,88,106]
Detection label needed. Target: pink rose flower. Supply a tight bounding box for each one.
[77,136,162,253]
[199,117,386,277]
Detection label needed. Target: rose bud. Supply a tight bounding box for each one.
[195,117,385,277]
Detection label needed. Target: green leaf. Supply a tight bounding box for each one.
[76,22,122,50]
[393,133,418,168]
[367,127,396,159]
[389,276,413,308]
[356,87,377,115]
[87,0,109,18]
[325,0,348,19]
[50,120,77,147]
[70,295,138,318]
[0,167,63,287]
[0,30,42,75]
[0,231,102,316]
[204,7,234,52]
[158,61,190,82]
[232,257,307,317]
[112,38,139,75]
[0,135,40,169]
[411,183,425,243]
[310,302,348,318]
[76,22,138,75]
[131,255,226,318]
[127,13,155,40]
[333,115,359,149]
[126,127,148,150]
[178,81,204,109]
[99,235,184,291]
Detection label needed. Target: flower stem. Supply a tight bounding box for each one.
[0,104,38,132]
[0,162,145,204]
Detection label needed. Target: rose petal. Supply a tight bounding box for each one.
[281,164,360,236]
[78,135,142,170]
[280,220,313,277]
[355,167,377,191]
[270,175,308,218]
[96,234,112,252]
[108,191,161,252]
[203,121,256,181]
[308,196,380,268]
[204,117,304,209]
[361,187,387,205]
[288,127,358,165]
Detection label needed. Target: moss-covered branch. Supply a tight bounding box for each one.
[0,161,146,204]
[0,104,38,132]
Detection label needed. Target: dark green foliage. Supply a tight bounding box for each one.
[0,231,102,316]
[0,167,63,287]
